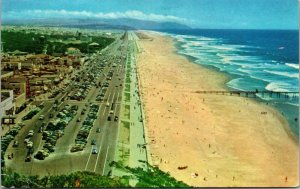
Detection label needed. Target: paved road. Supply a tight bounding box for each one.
[4,32,129,176]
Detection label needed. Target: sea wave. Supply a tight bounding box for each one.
[263,70,299,79]
[285,63,299,70]
[265,82,295,92]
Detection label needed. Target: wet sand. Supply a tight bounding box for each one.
[136,32,299,187]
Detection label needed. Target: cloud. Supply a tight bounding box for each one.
[6,9,188,23]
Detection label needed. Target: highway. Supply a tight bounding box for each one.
[4,31,129,176]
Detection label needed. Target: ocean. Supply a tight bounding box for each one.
[158,29,299,136]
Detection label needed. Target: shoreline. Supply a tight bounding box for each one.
[136,31,299,187]
[169,34,299,140]
[170,36,298,143]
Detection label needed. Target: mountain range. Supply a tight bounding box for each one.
[3,18,191,30]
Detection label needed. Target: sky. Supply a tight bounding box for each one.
[2,0,299,29]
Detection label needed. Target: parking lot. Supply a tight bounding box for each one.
[3,33,129,176]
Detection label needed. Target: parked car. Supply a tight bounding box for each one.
[114,116,119,122]
[92,147,98,154]
[96,128,101,133]
[13,140,19,147]
[25,155,32,162]
[91,139,96,145]
[107,116,111,121]
[34,150,49,160]
[39,115,45,120]
[24,138,30,144]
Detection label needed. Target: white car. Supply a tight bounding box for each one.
[106,102,110,107]
[92,148,98,154]
[26,141,33,148]
[27,130,34,137]
[39,115,45,120]
[24,138,30,144]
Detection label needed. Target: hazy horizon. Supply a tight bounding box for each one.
[2,0,299,30]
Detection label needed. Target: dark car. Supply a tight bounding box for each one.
[91,139,96,145]
[107,116,111,121]
[25,155,32,162]
[114,116,119,122]
[96,128,101,133]
[13,140,19,147]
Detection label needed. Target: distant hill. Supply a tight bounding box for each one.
[3,18,191,30]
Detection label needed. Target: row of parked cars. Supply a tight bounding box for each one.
[34,105,78,160]
[22,106,43,120]
[71,104,100,152]
[1,122,25,166]
[69,61,106,101]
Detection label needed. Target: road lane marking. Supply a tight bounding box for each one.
[93,146,102,172]
[102,106,107,116]
[102,146,110,175]
[113,104,119,117]
[85,147,94,171]
[37,135,43,151]
[115,91,120,103]
[111,89,116,102]
[93,131,105,172]
[107,92,112,103]
[46,106,53,114]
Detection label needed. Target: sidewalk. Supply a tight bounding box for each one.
[112,36,149,179]
[129,52,147,169]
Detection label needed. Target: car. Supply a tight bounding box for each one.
[106,102,110,107]
[81,111,85,115]
[114,116,119,122]
[27,132,33,138]
[91,139,96,145]
[25,155,32,162]
[92,147,98,154]
[38,127,44,133]
[24,138,30,144]
[96,128,101,133]
[49,113,54,118]
[34,150,49,160]
[39,115,45,120]
[70,145,84,152]
[26,141,33,149]
[107,116,111,121]
[17,122,25,127]
[77,118,81,122]
[109,110,114,114]
[13,140,19,147]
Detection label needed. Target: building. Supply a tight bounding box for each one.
[0,90,15,119]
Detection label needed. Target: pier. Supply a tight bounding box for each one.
[194,90,299,99]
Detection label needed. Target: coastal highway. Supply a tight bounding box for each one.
[4,32,129,176]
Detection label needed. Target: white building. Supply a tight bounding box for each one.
[0,90,15,122]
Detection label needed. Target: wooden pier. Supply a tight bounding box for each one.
[194,90,299,99]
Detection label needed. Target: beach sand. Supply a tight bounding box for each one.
[135,32,299,187]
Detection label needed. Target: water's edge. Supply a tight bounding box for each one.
[169,35,299,140]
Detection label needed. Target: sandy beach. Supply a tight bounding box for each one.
[136,32,299,187]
